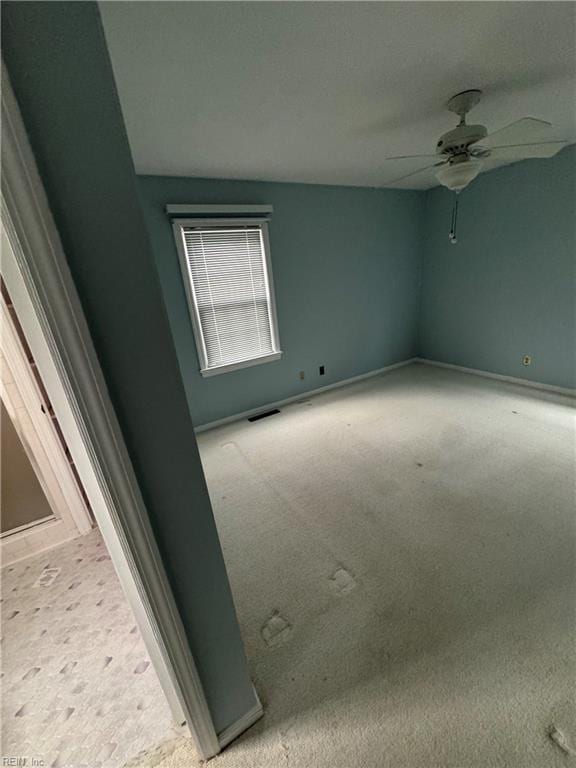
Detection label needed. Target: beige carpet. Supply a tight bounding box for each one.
[144,363,576,768]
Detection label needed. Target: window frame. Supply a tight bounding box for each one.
[172,217,282,377]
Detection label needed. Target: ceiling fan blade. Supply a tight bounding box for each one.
[478,117,553,149]
[385,161,446,186]
[386,153,439,161]
[483,141,568,160]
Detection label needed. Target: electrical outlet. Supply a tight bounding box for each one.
[298,370,305,380]
[522,355,532,366]
[319,365,325,376]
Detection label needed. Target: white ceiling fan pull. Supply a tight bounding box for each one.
[449,193,459,245]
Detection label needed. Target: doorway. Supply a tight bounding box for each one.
[1,280,93,563]
[1,61,219,763]
[1,284,184,767]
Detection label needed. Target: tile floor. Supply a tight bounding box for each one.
[1,529,181,768]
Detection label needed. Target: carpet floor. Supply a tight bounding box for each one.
[147,363,575,768]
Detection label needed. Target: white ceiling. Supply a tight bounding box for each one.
[100,2,576,190]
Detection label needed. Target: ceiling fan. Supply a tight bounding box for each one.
[386,89,568,193]
[386,89,568,243]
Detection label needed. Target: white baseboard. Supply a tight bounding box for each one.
[218,690,264,750]
[0,517,81,567]
[416,358,576,398]
[194,358,417,433]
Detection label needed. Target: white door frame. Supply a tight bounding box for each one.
[2,299,93,536]
[1,296,93,562]
[1,63,221,759]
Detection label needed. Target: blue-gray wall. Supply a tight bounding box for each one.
[2,0,257,735]
[3,0,572,747]
[420,145,576,389]
[139,177,423,425]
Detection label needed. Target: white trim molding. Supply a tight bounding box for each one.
[415,358,576,398]
[1,299,93,534]
[218,689,263,750]
[172,217,282,378]
[1,63,220,759]
[1,517,73,566]
[166,204,273,216]
[1,297,94,564]
[195,358,417,432]
[201,350,283,378]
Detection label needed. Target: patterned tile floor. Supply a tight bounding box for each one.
[1,529,181,768]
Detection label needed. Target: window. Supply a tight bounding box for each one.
[173,218,281,377]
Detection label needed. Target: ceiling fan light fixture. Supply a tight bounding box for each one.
[435,157,483,193]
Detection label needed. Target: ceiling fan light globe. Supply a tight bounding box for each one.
[435,158,483,192]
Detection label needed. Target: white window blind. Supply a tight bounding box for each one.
[174,220,281,376]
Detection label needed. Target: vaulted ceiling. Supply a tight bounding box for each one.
[100,2,576,189]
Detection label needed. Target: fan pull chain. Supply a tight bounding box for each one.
[449,193,459,244]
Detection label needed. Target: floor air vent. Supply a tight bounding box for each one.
[248,409,281,423]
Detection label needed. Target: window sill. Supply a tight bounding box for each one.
[200,351,283,378]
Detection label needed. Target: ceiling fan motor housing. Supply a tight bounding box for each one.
[436,124,488,156]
